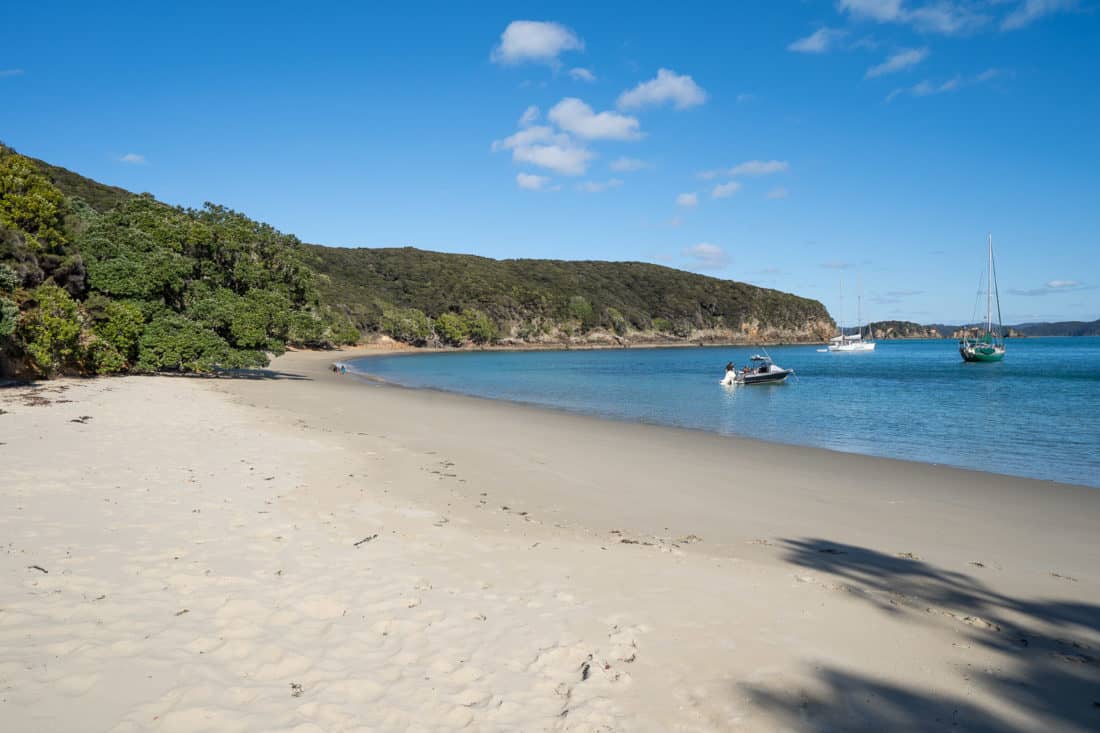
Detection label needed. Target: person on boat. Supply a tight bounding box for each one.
[721,363,736,385]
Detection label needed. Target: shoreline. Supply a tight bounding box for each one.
[3,348,1098,731]
[336,346,1095,491]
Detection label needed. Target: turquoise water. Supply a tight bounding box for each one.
[350,338,1100,487]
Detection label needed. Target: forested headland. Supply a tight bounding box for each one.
[1,145,834,379]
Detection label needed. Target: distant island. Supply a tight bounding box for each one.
[0,144,833,379]
[866,320,1099,340]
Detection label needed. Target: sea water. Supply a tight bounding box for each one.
[349,338,1100,488]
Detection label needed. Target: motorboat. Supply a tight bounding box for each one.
[721,355,794,385]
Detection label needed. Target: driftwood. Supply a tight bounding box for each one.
[353,534,378,547]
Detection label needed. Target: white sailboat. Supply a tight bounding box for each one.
[828,278,876,352]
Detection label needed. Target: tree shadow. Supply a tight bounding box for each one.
[150,368,312,381]
[738,538,1100,731]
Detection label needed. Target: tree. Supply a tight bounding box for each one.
[381,307,431,345]
[463,309,498,344]
[435,311,469,346]
[17,283,84,376]
[0,153,68,251]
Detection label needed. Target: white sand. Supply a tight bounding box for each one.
[1,349,1098,732]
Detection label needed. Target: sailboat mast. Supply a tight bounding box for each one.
[986,233,993,335]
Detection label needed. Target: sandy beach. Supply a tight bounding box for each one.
[2,348,1098,732]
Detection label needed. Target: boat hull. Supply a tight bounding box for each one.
[960,344,1005,363]
[738,369,793,385]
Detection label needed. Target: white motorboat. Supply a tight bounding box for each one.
[721,355,794,385]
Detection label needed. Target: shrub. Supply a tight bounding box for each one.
[434,311,469,346]
[463,309,498,344]
[0,297,17,338]
[380,307,431,345]
[17,283,84,376]
[605,307,628,336]
[136,314,255,372]
[93,300,145,366]
[0,154,67,251]
[567,295,595,330]
[0,262,18,293]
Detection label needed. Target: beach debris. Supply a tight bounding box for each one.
[27,564,48,574]
[1051,572,1079,582]
[676,534,703,545]
[290,682,304,697]
[70,415,93,423]
[174,609,189,616]
[969,561,986,568]
[817,547,846,555]
[353,533,379,547]
[579,658,591,682]
[896,552,919,560]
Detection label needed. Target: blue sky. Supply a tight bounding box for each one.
[2,1,1097,323]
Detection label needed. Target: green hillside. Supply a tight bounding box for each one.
[308,245,834,345]
[1,143,834,378]
[0,144,357,378]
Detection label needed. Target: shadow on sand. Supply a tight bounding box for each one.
[741,538,1100,732]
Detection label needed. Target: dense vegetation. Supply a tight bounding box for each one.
[866,321,944,339]
[307,245,833,344]
[0,144,358,378]
[1009,320,1100,337]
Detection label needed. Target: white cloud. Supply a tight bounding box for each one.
[569,67,596,82]
[866,47,929,78]
[886,69,1005,101]
[736,93,756,103]
[820,261,855,270]
[0,69,25,78]
[609,157,650,172]
[491,21,584,66]
[1002,0,1078,30]
[712,181,742,199]
[838,0,989,35]
[578,178,623,193]
[512,143,593,176]
[517,172,551,190]
[766,187,790,199]
[119,153,146,164]
[491,125,565,152]
[617,69,707,110]
[548,97,642,140]
[729,159,789,176]
[683,243,729,270]
[839,0,905,22]
[676,192,699,207]
[788,27,847,53]
[1010,279,1090,296]
[518,105,540,126]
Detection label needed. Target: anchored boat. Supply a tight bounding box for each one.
[721,354,794,385]
[960,234,1006,363]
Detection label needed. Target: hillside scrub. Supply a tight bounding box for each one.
[0,146,359,378]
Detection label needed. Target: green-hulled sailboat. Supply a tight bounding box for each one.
[960,234,1006,363]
